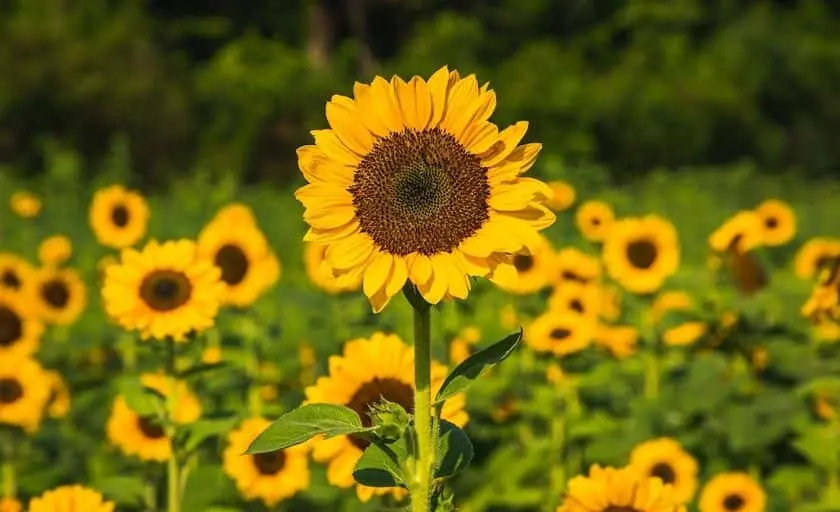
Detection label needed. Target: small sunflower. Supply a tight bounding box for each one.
[813,392,837,421]
[305,332,468,502]
[28,485,115,512]
[214,203,259,226]
[37,235,72,266]
[548,281,603,320]
[0,289,44,359]
[526,311,594,357]
[709,211,763,254]
[46,370,71,418]
[603,215,680,295]
[558,464,686,512]
[802,262,840,322]
[102,240,224,341]
[32,266,87,325]
[593,324,638,359]
[106,373,202,461]
[794,237,840,280]
[754,199,796,246]
[0,498,21,512]
[0,253,34,294]
[575,200,615,243]
[89,185,150,248]
[554,247,602,285]
[698,472,766,512]
[0,355,51,432]
[304,242,362,294]
[197,213,280,307]
[295,66,555,312]
[629,438,699,504]
[651,291,707,347]
[599,284,622,321]
[223,417,310,507]
[494,234,555,295]
[546,180,576,211]
[10,191,41,218]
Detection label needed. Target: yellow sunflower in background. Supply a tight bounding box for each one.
[548,281,602,320]
[106,373,202,461]
[0,498,21,512]
[558,464,686,512]
[0,253,34,294]
[651,291,707,347]
[197,211,280,308]
[0,290,43,359]
[546,180,576,211]
[214,203,258,226]
[31,266,87,326]
[28,485,115,512]
[593,324,638,359]
[630,438,699,504]
[754,199,796,246]
[794,237,840,280]
[526,311,595,357]
[46,370,71,418]
[223,417,310,507]
[575,200,614,243]
[305,242,362,294]
[295,66,555,312]
[10,191,41,218]
[493,234,555,295]
[305,332,468,502]
[699,472,766,512]
[102,240,224,341]
[709,211,763,254]
[599,283,622,321]
[89,185,150,248]
[37,235,72,266]
[554,247,602,285]
[449,325,482,365]
[802,263,840,322]
[0,355,51,432]
[604,215,680,295]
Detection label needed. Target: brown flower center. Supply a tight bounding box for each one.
[0,306,23,347]
[41,279,70,309]
[111,204,130,228]
[569,299,584,314]
[137,416,166,439]
[591,217,601,226]
[214,244,249,286]
[550,328,571,340]
[0,270,21,289]
[252,450,287,475]
[723,493,745,511]
[650,462,676,484]
[626,239,657,270]
[513,254,534,272]
[0,378,23,404]
[560,270,587,283]
[349,128,490,256]
[345,377,414,450]
[139,270,192,312]
[764,216,778,229]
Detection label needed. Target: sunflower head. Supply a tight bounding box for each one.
[593,324,638,359]
[526,311,595,357]
[603,215,680,295]
[546,180,576,211]
[89,185,150,249]
[0,498,22,512]
[32,266,87,326]
[794,237,840,280]
[709,211,763,254]
[0,355,51,432]
[558,464,686,512]
[295,67,555,312]
[10,191,41,218]
[37,235,73,267]
[0,289,44,359]
[548,281,603,320]
[698,472,766,512]
[554,247,602,285]
[629,438,698,504]
[0,253,34,294]
[575,200,615,243]
[28,485,115,512]
[494,234,556,295]
[754,199,796,246]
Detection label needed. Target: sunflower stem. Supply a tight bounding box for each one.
[164,338,181,512]
[409,291,434,512]
[546,386,566,512]
[1,453,15,500]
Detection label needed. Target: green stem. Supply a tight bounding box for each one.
[118,332,137,372]
[165,338,181,512]
[411,298,434,512]
[245,333,263,417]
[644,350,660,400]
[1,432,15,499]
[546,404,565,512]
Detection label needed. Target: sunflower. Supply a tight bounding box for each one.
[197,214,280,308]
[593,324,638,359]
[546,180,576,211]
[754,199,796,246]
[46,370,71,418]
[813,392,837,421]
[651,291,707,347]
[305,332,468,502]
[794,237,840,280]
[698,472,766,512]
[89,185,150,248]
[0,253,34,294]
[629,438,698,504]
[304,242,362,294]
[9,191,40,218]
[813,319,840,342]
[709,211,763,254]
[0,355,51,432]
[575,200,615,243]
[102,240,224,341]
[0,289,44,359]
[106,373,202,461]
[526,311,595,357]
[0,498,21,512]
[558,464,686,512]
[554,248,602,285]
[548,281,602,320]
[32,266,87,326]
[295,67,555,312]
[223,417,310,507]
[604,215,680,295]
[802,262,840,322]
[28,485,115,512]
[37,235,72,266]
[494,234,555,295]
[214,203,258,226]
[599,284,622,322]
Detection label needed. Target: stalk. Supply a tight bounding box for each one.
[410,292,434,512]
[165,338,181,512]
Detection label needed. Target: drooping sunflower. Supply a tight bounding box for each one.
[554,247,602,285]
[548,281,603,320]
[0,498,21,512]
[89,185,150,248]
[32,266,87,326]
[575,200,615,243]
[629,438,699,504]
[698,472,766,512]
[754,199,796,246]
[9,191,41,218]
[0,355,51,432]
[102,240,224,341]
[0,289,44,359]
[494,234,555,295]
[295,67,555,312]
[106,373,202,461]
[37,235,72,266]
[28,485,115,512]
[305,332,468,502]
[0,253,34,294]
[526,311,595,357]
[603,215,680,295]
[593,324,638,359]
[197,213,280,308]
[546,180,576,211]
[651,291,707,347]
[709,211,763,254]
[223,417,310,507]
[794,237,840,280]
[558,464,686,512]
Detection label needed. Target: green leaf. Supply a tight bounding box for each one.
[96,476,148,506]
[181,465,238,512]
[353,438,410,488]
[177,362,228,380]
[435,420,473,479]
[434,330,522,405]
[796,377,840,397]
[793,426,840,471]
[245,403,371,454]
[182,417,240,453]
[118,377,165,417]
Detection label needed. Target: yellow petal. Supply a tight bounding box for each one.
[363,252,394,298]
[295,184,354,209]
[440,74,480,139]
[297,145,355,186]
[480,122,529,167]
[418,262,448,305]
[303,220,360,243]
[386,257,409,296]
[311,130,363,166]
[394,76,432,130]
[489,261,518,288]
[353,82,392,138]
[326,99,374,155]
[454,251,491,277]
[303,205,357,230]
[427,66,451,128]
[487,143,542,185]
[370,77,405,133]
[409,253,433,286]
[326,235,375,270]
[463,122,499,155]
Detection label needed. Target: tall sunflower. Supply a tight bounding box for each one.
[575,200,615,243]
[89,185,150,248]
[0,289,44,359]
[0,253,34,294]
[709,211,763,254]
[305,242,362,294]
[197,212,280,307]
[0,355,51,432]
[37,235,72,266]
[754,199,796,246]
[558,464,686,512]
[526,311,594,357]
[102,240,224,341]
[295,67,555,312]
[603,215,680,295]
[9,191,41,218]
[493,234,555,295]
[554,248,602,285]
[794,237,840,280]
[32,266,87,326]
[223,417,310,507]
[698,472,766,512]
[305,332,468,502]
[546,180,576,211]
[28,485,115,512]
[548,281,602,320]
[629,438,698,504]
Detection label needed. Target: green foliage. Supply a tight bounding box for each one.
[246,404,372,454]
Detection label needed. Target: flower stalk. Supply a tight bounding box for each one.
[1,431,15,499]
[165,338,181,512]
[409,290,435,512]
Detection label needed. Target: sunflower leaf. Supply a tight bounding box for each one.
[353,438,410,488]
[434,420,473,479]
[245,403,372,454]
[118,377,166,417]
[177,362,229,380]
[434,330,522,405]
[182,417,241,453]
